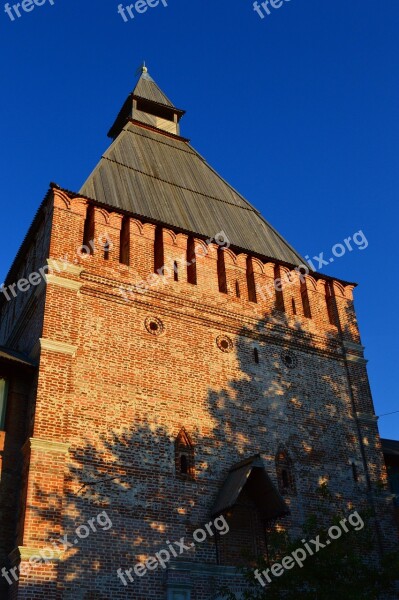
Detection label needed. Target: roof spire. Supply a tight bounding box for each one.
[107,65,186,139]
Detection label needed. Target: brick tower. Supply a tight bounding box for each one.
[0,66,396,599]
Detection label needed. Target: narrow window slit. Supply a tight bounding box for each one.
[103,238,110,261]
[282,469,289,489]
[119,216,130,265]
[326,282,338,326]
[276,449,296,495]
[246,257,257,303]
[274,264,285,312]
[235,280,240,298]
[217,248,228,294]
[180,455,188,475]
[187,237,197,284]
[301,280,312,318]
[82,205,95,255]
[154,226,164,274]
[175,429,195,479]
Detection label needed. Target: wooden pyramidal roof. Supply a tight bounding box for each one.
[132,67,175,107]
[80,66,304,266]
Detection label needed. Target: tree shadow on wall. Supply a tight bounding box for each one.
[9,308,390,600]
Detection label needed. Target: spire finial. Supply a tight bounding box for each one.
[135,62,148,77]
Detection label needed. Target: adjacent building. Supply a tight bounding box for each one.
[381,438,399,535]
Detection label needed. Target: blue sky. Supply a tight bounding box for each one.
[1,0,398,438]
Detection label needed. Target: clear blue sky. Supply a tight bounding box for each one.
[1,0,398,438]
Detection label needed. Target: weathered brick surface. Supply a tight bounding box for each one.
[0,187,396,599]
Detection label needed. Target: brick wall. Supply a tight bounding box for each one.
[1,188,396,599]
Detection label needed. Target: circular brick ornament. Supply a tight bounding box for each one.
[145,317,164,336]
[281,350,298,369]
[216,335,234,353]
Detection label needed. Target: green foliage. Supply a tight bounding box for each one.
[219,487,399,600]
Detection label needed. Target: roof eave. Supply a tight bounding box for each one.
[127,119,190,142]
[132,94,186,116]
[0,346,37,369]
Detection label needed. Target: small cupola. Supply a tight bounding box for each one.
[108,64,185,140]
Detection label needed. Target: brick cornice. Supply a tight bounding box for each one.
[47,258,84,277]
[343,340,365,352]
[356,412,378,424]
[39,338,78,356]
[9,545,64,565]
[45,274,83,292]
[23,437,70,455]
[346,353,368,364]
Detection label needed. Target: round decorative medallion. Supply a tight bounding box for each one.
[145,317,164,336]
[216,335,234,353]
[281,350,297,369]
